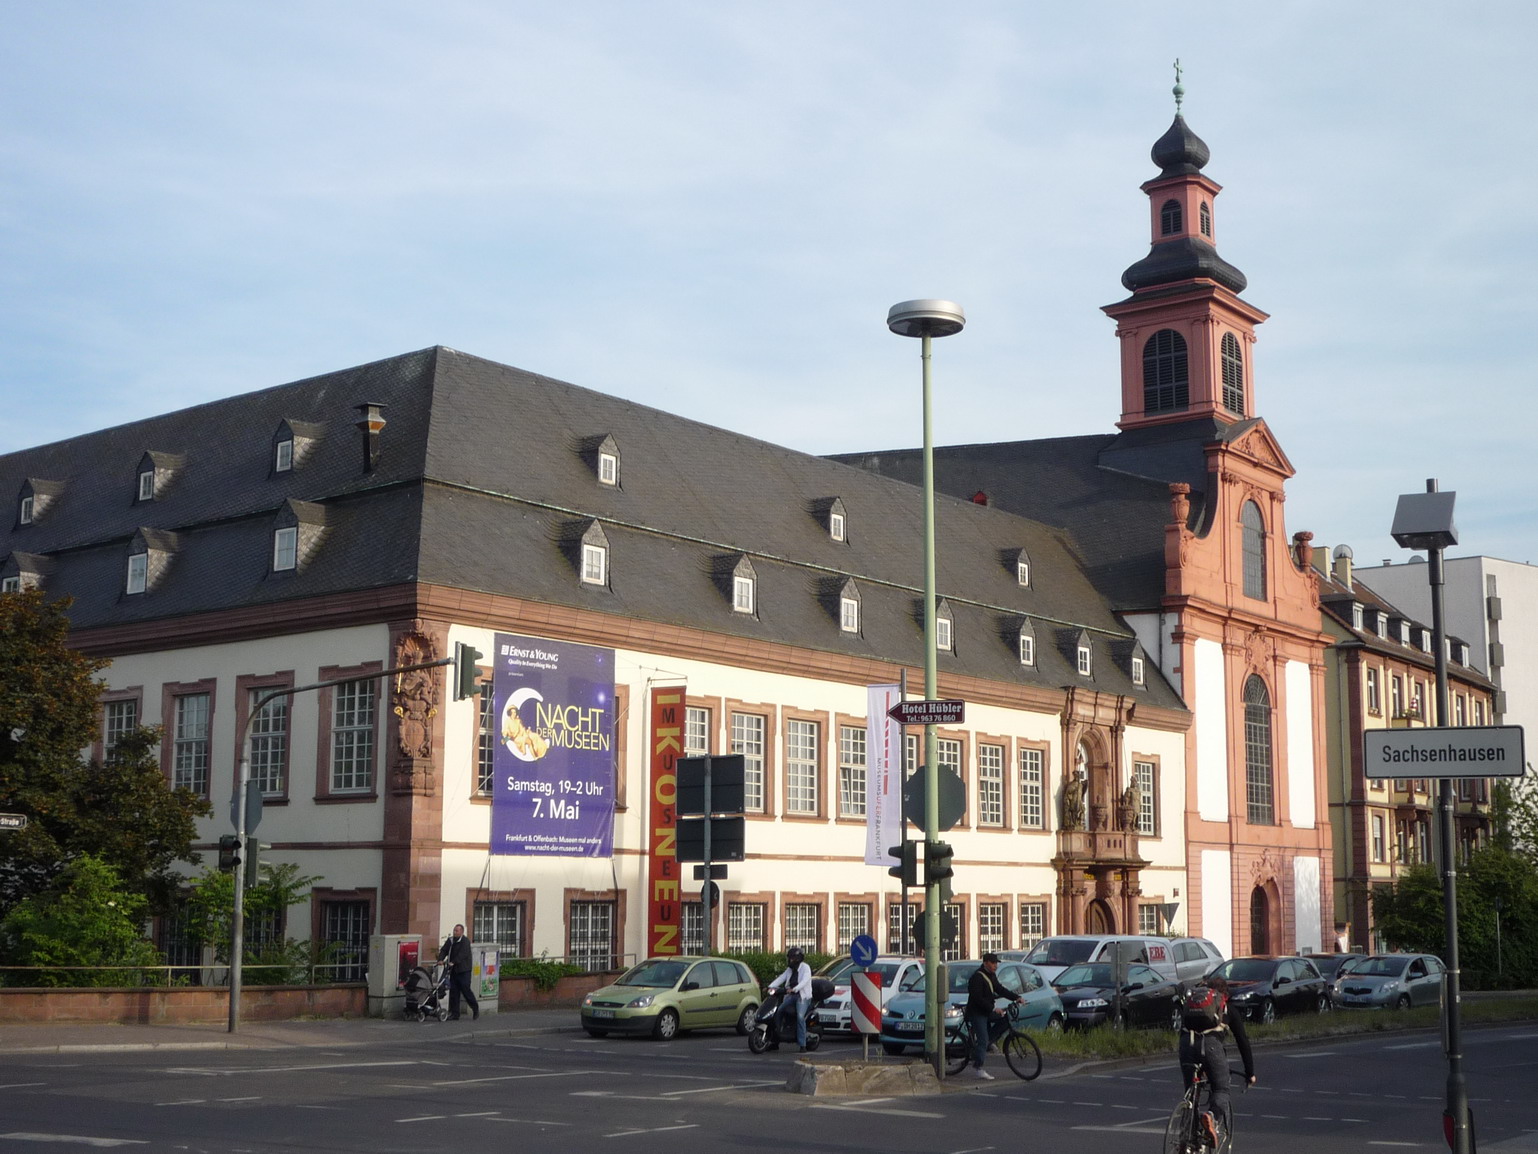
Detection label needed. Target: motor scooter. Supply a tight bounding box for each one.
[747,980,833,1053]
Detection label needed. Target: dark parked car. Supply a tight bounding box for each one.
[1302,952,1367,1006]
[1206,955,1330,1023]
[1051,961,1183,1030]
[1336,953,1445,1009]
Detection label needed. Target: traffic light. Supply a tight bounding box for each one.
[243,839,265,888]
[454,641,484,701]
[925,840,954,886]
[217,834,242,872]
[887,841,918,888]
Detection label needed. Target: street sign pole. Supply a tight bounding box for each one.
[919,325,944,1079]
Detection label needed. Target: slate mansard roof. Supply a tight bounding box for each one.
[0,347,1183,707]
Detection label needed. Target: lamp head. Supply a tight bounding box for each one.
[1390,490,1458,551]
[887,299,965,339]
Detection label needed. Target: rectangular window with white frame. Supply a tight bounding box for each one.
[1133,759,1157,836]
[0,576,20,593]
[272,526,299,572]
[102,699,139,762]
[172,693,211,795]
[838,724,866,818]
[936,616,952,652]
[1372,814,1385,861]
[786,719,820,815]
[1018,747,1045,829]
[477,688,496,796]
[727,902,766,951]
[978,743,1004,826]
[581,543,607,585]
[138,470,155,502]
[840,596,859,633]
[19,495,33,524]
[275,438,293,472]
[684,706,710,756]
[731,712,766,812]
[1366,667,1380,714]
[126,552,148,595]
[1019,901,1046,949]
[1138,904,1160,935]
[330,680,376,793]
[598,451,618,485]
[733,574,754,614]
[249,690,289,796]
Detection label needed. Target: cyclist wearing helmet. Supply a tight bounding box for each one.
[767,947,814,1051]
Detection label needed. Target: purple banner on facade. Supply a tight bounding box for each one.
[490,633,616,857]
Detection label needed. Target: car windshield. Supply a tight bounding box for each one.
[1308,956,1354,977]
[866,961,907,985]
[615,960,689,988]
[1352,957,1409,977]
[903,963,979,994]
[1212,959,1277,983]
[818,956,857,981]
[1025,940,1096,966]
[1055,963,1114,988]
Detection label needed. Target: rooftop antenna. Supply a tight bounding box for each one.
[1173,58,1185,114]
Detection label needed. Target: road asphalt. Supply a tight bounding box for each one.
[0,1006,585,1054]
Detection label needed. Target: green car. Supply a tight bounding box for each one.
[580,956,760,1040]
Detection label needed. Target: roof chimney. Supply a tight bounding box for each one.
[354,403,387,474]
[1332,543,1354,590]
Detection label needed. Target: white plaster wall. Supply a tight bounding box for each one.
[1199,848,1233,959]
[1292,855,1322,953]
[1194,638,1229,822]
[1285,659,1316,829]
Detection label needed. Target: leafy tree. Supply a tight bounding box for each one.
[0,854,162,986]
[184,862,323,983]
[1371,863,1445,955]
[0,590,209,920]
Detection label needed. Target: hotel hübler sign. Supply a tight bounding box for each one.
[1363,726,1526,779]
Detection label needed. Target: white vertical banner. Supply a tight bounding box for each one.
[864,683,903,865]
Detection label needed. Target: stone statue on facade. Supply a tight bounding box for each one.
[1061,777,1086,830]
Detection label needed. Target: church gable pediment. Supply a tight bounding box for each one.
[1226,421,1293,477]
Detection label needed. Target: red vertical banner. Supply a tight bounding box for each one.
[647,687,684,956]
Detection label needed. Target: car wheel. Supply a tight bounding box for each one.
[736,1004,757,1035]
[1046,1012,1065,1033]
[652,1008,680,1040]
[1316,993,1331,1014]
[882,1042,904,1056]
[585,1028,608,1039]
[1259,999,1276,1025]
[1396,994,1412,1010]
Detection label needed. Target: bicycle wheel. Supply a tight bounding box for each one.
[944,1022,972,1076]
[1163,1098,1197,1154]
[1002,1030,1042,1081]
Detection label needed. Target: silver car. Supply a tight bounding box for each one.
[1335,953,1444,1010]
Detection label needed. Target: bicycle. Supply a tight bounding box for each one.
[943,1003,1043,1080]
[1164,1064,1246,1154]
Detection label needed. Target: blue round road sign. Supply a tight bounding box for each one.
[851,934,879,967]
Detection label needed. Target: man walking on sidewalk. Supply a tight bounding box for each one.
[438,924,480,1021]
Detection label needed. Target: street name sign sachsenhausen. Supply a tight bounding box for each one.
[1363,725,1526,779]
[888,699,965,726]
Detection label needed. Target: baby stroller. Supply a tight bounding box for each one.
[403,963,452,1021]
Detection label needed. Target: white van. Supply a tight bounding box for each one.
[1020,935,1180,986]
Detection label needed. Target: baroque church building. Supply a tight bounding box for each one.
[1,102,1332,978]
[836,107,1334,957]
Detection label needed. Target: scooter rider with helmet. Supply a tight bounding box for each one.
[766,946,814,1052]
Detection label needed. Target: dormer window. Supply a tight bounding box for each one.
[580,434,621,487]
[1377,611,1389,636]
[598,451,619,486]
[1352,603,1364,630]
[273,526,299,572]
[126,551,148,595]
[830,511,846,542]
[1132,655,1145,686]
[733,573,755,614]
[18,495,33,525]
[275,438,294,473]
[1419,629,1432,654]
[936,604,954,652]
[0,576,19,593]
[1077,642,1092,677]
[581,542,607,585]
[837,579,860,633]
[1399,620,1411,645]
[137,469,156,502]
[1019,633,1035,666]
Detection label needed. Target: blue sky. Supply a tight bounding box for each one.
[3,2,1535,569]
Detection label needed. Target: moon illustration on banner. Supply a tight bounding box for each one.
[501,687,551,762]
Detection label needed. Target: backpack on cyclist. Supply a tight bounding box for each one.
[1181,983,1227,1032]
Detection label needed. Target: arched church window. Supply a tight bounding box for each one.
[1142,330,1189,413]
[1199,200,1212,238]
[1159,198,1182,236]
[1244,675,1275,825]
[1241,500,1266,599]
[1221,332,1245,414]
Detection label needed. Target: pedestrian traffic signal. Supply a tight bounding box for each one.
[217,834,242,872]
[454,641,484,701]
[925,840,954,885]
[887,841,918,888]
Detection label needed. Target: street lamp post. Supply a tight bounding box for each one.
[1390,478,1469,1154]
[887,299,965,1079]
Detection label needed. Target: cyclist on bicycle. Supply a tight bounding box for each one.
[964,953,1022,1080]
[1179,976,1255,1145]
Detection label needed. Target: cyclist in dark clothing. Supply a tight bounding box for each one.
[964,953,1021,1080]
[1178,977,1255,1144]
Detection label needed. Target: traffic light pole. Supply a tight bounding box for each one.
[226,655,457,1033]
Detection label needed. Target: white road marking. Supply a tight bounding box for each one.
[605,1124,699,1138]
[1366,1143,1423,1147]
[485,1117,572,1126]
[396,1115,446,1123]
[661,1083,778,1096]
[153,1100,205,1107]
[810,1102,945,1119]
[0,1136,147,1148]
[1285,1051,1338,1058]
[215,1097,260,1102]
[443,1070,591,1087]
[1384,1042,1438,1051]
[454,1112,500,1118]
[949,1146,995,1153]
[0,1083,48,1090]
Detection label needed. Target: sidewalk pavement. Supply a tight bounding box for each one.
[0,1006,585,1054]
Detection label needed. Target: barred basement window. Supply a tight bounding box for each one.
[473,900,526,959]
[979,903,1007,955]
[784,903,820,952]
[1019,902,1046,950]
[568,901,616,970]
[887,902,918,955]
[837,902,872,951]
[727,902,766,951]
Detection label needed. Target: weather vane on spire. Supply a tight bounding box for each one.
[1172,58,1185,114]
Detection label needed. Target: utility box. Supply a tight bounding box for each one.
[368,934,424,1019]
[474,944,500,1015]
